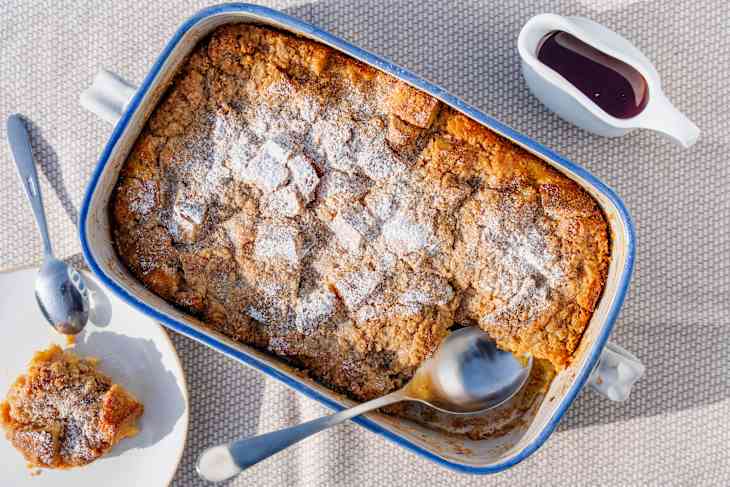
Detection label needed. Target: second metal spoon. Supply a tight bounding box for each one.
[197,327,532,482]
[7,114,89,335]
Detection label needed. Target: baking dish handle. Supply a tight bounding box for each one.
[587,341,644,402]
[80,69,136,124]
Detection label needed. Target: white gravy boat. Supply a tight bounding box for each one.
[519,13,699,148]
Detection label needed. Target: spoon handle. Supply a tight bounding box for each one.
[6,115,53,256]
[197,390,406,482]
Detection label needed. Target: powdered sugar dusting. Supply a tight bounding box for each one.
[253,220,302,266]
[402,273,454,306]
[116,24,585,395]
[240,142,291,193]
[334,269,384,310]
[382,211,437,256]
[127,180,157,216]
[330,202,378,255]
[287,154,320,202]
[474,195,564,323]
[295,287,338,334]
[112,24,607,410]
[264,185,303,218]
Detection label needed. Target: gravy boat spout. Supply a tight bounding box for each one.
[519,13,700,148]
[635,93,699,148]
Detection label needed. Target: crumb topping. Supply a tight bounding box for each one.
[111,24,610,401]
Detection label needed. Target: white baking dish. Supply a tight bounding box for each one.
[79,4,643,474]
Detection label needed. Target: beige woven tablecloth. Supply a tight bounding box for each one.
[1,0,728,485]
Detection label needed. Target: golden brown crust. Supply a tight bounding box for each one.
[0,346,143,469]
[388,81,441,128]
[110,24,609,400]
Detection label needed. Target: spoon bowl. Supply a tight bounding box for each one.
[408,327,532,414]
[197,327,532,481]
[35,257,89,335]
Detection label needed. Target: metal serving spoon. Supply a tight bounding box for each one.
[7,114,89,335]
[197,327,532,482]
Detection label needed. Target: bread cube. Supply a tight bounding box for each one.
[287,154,320,202]
[264,185,304,218]
[253,220,303,266]
[240,140,292,193]
[330,203,378,254]
[334,269,383,310]
[388,81,440,128]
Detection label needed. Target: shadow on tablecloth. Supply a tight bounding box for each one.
[168,332,268,487]
[22,117,80,228]
[75,330,187,459]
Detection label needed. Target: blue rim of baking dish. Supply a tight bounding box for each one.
[79,3,636,475]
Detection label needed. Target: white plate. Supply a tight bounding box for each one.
[0,268,188,486]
